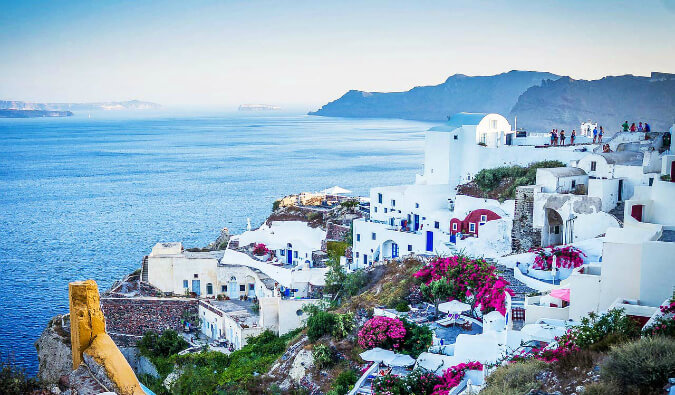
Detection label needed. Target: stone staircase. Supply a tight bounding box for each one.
[487,259,536,305]
[141,255,149,282]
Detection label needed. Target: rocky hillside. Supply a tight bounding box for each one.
[510,72,675,133]
[309,70,559,121]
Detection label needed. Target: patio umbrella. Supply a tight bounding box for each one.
[359,347,396,362]
[438,300,471,314]
[321,186,352,195]
[550,288,570,302]
[520,323,567,342]
[384,353,416,367]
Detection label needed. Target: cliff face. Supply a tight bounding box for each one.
[510,72,675,133]
[309,70,560,121]
[34,315,72,385]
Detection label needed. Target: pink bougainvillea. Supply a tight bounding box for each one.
[358,316,406,350]
[509,329,579,364]
[432,361,483,394]
[252,243,270,256]
[414,256,514,316]
[531,246,586,271]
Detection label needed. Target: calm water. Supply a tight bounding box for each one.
[0,111,430,375]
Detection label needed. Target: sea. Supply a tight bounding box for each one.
[0,111,431,375]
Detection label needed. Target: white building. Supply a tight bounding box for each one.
[199,299,264,349]
[352,112,597,267]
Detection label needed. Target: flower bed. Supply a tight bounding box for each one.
[531,246,586,271]
[643,299,675,337]
[414,255,514,315]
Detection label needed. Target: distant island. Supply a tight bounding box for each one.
[309,71,675,132]
[238,104,281,111]
[0,109,73,118]
[0,99,161,117]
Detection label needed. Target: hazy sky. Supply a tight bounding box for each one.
[1,0,674,109]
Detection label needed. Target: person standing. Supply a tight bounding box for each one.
[593,127,598,143]
[630,123,636,132]
[550,129,555,145]
[622,121,629,132]
[598,126,603,143]
[638,122,644,132]
[560,129,566,145]
[645,122,651,132]
[570,129,576,145]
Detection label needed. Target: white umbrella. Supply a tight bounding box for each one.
[520,323,567,343]
[359,347,396,362]
[384,353,416,367]
[438,300,471,314]
[321,185,352,195]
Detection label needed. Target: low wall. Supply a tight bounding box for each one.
[101,297,198,344]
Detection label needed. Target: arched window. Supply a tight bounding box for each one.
[287,243,293,248]
[230,276,236,281]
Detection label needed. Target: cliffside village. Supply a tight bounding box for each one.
[42,113,675,394]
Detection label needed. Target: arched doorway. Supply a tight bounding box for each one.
[381,240,399,259]
[543,208,563,247]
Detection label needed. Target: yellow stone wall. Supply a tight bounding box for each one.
[69,280,145,395]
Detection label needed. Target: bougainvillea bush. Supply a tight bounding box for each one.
[643,299,675,337]
[357,316,406,350]
[414,255,514,315]
[252,243,270,256]
[432,361,483,395]
[373,369,441,395]
[531,246,586,271]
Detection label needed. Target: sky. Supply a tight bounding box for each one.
[1,0,674,110]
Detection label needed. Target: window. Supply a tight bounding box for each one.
[249,284,255,290]
[434,221,440,229]
[193,273,198,278]
[294,251,298,258]
[371,232,376,240]
[296,309,304,316]
[391,199,396,207]
[408,244,413,251]
[378,193,383,204]
[206,283,213,295]
[280,249,285,256]
[355,252,359,258]
[415,203,419,208]
[221,285,227,293]
[183,280,189,289]
[356,234,361,242]
[649,177,654,186]
[384,208,388,213]
[239,285,246,292]
[590,161,597,171]
[480,134,487,144]
[374,207,378,213]
[453,135,458,140]
[491,119,498,129]
[389,218,394,226]
[480,215,487,223]
[554,225,560,234]
[469,223,476,232]
[452,223,457,231]
[571,180,576,188]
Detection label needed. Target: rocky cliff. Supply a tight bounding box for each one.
[34,315,73,385]
[309,70,560,121]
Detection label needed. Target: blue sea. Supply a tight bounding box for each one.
[0,111,430,375]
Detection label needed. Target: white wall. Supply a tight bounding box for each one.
[599,242,643,310]
[588,178,619,212]
[524,296,570,324]
[568,268,602,321]
[638,241,675,307]
[147,254,219,296]
[259,297,321,335]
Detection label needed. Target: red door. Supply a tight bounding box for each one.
[631,205,643,222]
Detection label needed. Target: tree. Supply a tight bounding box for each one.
[420,279,455,317]
[324,255,347,298]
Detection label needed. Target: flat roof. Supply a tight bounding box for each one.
[539,167,587,177]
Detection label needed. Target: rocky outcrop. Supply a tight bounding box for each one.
[35,315,73,385]
[207,227,231,250]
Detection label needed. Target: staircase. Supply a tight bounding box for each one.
[608,201,625,226]
[141,256,149,282]
[487,259,536,304]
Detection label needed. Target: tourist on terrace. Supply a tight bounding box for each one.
[570,129,576,145]
[553,129,558,145]
[560,129,566,145]
[645,122,651,132]
[630,122,637,132]
[638,122,644,132]
[598,126,603,143]
[622,120,629,132]
[550,129,556,145]
[593,127,598,143]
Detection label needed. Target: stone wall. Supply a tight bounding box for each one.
[511,186,541,253]
[325,221,349,242]
[101,297,198,344]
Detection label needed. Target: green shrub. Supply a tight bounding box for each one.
[272,199,281,211]
[332,312,355,339]
[601,336,675,393]
[481,359,547,395]
[138,329,189,358]
[343,270,369,296]
[312,344,335,369]
[0,360,39,395]
[394,300,410,312]
[473,160,564,199]
[340,199,359,209]
[567,309,640,351]
[400,319,433,358]
[326,241,349,257]
[583,382,621,395]
[307,310,337,341]
[330,369,359,395]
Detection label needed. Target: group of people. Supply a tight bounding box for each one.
[622,121,651,133]
[549,129,578,146]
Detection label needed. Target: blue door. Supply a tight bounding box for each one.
[414,214,420,231]
[392,243,399,258]
[426,231,433,252]
[286,249,293,264]
[363,254,368,266]
[191,280,201,296]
